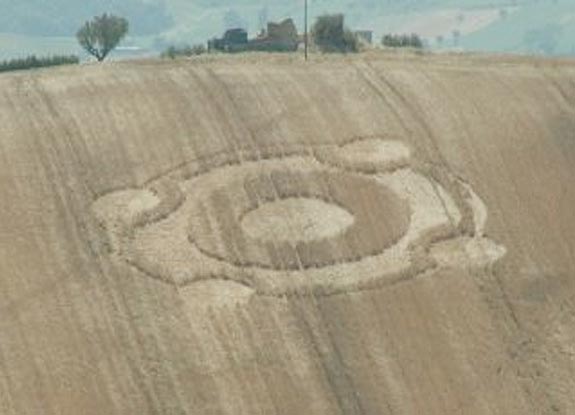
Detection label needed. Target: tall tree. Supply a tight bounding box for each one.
[312,14,358,53]
[77,13,129,61]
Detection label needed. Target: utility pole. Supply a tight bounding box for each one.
[304,0,308,60]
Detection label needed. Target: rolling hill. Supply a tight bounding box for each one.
[1,51,575,414]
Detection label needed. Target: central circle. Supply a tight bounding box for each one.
[241,198,355,244]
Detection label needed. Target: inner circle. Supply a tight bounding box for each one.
[240,197,355,244]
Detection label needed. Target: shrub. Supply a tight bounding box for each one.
[161,44,207,59]
[0,55,79,73]
[312,14,358,53]
[382,33,424,49]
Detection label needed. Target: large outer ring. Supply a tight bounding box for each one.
[121,153,463,296]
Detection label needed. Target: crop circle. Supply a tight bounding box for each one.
[240,197,355,244]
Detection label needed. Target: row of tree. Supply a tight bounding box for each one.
[0,55,79,73]
[382,33,424,49]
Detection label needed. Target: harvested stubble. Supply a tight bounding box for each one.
[2,51,575,415]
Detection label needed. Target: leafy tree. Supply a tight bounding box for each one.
[77,13,129,61]
[312,14,358,53]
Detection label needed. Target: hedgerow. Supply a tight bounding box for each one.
[0,55,79,73]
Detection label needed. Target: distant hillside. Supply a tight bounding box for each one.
[1,0,575,59]
[160,0,575,56]
[461,1,575,55]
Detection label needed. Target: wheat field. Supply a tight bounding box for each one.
[1,51,575,414]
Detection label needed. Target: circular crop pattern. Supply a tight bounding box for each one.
[241,197,355,244]
[187,165,410,271]
[93,138,507,298]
